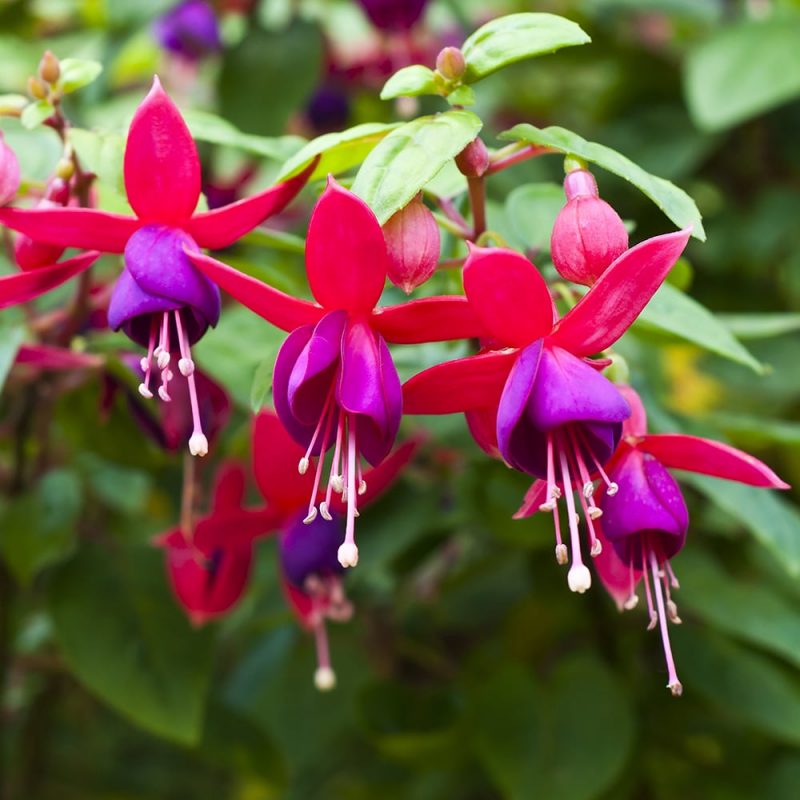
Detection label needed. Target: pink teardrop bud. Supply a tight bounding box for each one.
[550,169,628,286]
[436,47,466,82]
[382,196,440,294]
[0,132,20,206]
[455,137,489,178]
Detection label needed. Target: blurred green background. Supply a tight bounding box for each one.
[1,1,800,798]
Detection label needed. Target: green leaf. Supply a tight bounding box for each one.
[58,58,103,94]
[716,312,800,340]
[250,352,276,413]
[469,657,633,800]
[70,128,126,195]
[683,474,800,578]
[0,469,82,585]
[0,93,28,115]
[636,282,762,372]
[706,413,800,448]
[684,17,800,132]
[499,123,705,240]
[380,65,439,100]
[676,627,800,746]
[77,453,152,516]
[184,109,304,162]
[20,100,55,130]
[49,543,215,745]
[0,314,25,393]
[461,13,591,82]
[446,84,476,106]
[352,110,483,224]
[505,182,565,254]
[276,121,401,181]
[675,549,800,668]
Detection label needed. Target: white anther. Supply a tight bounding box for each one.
[298,457,310,475]
[314,666,337,692]
[567,564,592,594]
[178,357,194,377]
[572,513,580,526]
[319,502,332,521]
[623,594,639,611]
[668,681,683,697]
[158,386,171,402]
[552,486,562,498]
[157,350,170,370]
[139,357,149,372]
[153,345,163,358]
[358,479,367,496]
[303,507,318,524]
[189,432,209,457]
[539,499,557,512]
[588,507,603,520]
[138,383,153,399]
[583,482,594,499]
[330,475,343,494]
[337,542,359,568]
[555,543,569,565]
[162,369,173,382]
[647,614,658,631]
[667,600,682,624]
[606,482,619,496]
[590,539,603,557]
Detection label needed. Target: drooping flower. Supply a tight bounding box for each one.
[153,0,222,61]
[356,0,430,32]
[550,168,629,286]
[590,386,789,696]
[188,178,482,567]
[0,77,312,455]
[404,228,691,592]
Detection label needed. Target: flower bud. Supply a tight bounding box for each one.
[382,195,440,294]
[550,169,628,286]
[455,137,489,178]
[27,76,47,100]
[38,51,61,84]
[0,132,20,206]
[436,47,466,82]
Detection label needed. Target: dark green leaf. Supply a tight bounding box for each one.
[499,123,705,239]
[461,13,591,82]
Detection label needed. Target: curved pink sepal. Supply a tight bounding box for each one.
[371,295,487,344]
[402,349,517,414]
[638,434,790,489]
[0,251,100,310]
[618,384,648,437]
[186,161,315,250]
[124,76,201,225]
[512,480,547,519]
[593,521,641,612]
[15,344,104,370]
[551,228,691,357]
[0,207,139,253]
[193,507,282,551]
[305,177,389,313]
[463,244,555,347]
[211,462,247,510]
[188,251,325,332]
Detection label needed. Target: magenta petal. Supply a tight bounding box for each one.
[306,177,389,313]
[0,207,138,253]
[186,164,314,250]
[124,77,201,225]
[15,344,103,370]
[280,513,345,588]
[551,228,692,357]
[0,252,100,310]
[108,268,180,344]
[593,519,641,611]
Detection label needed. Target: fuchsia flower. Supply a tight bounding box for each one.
[153,0,222,62]
[356,0,430,32]
[0,78,311,456]
[403,227,691,593]
[188,178,483,568]
[589,386,789,696]
[0,131,20,206]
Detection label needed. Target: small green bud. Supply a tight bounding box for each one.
[436,47,466,82]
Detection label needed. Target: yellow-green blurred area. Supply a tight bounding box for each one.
[0,1,799,799]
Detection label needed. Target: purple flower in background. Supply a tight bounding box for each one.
[306,84,351,134]
[356,0,429,32]
[153,0,222,61]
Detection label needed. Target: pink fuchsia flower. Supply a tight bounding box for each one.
[0,131,20,206]
[356,0,430,32]
[403,227,691,593]
[153,0,222,62]
[550,169,629,286]
[188,178,482,569]
[155,462,277,626]
[589,386,789,697]
[0,78,311,456]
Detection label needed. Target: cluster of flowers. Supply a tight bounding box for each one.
[0,78,787,694]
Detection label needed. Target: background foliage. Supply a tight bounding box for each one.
[1,0,799,798]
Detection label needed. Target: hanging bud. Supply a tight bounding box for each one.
[550,168,628,286]
[455,137,489,178]
[382,195,440,294]
[14,178,71,270]
[38,51,61,84]
[436,47,466,82]
[27,77,47,100]
[0,132,20,206]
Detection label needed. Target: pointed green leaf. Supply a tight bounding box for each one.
[380,65,440,100]
[59,58,103,94]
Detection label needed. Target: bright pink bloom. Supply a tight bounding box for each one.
[188,178,482,568]
[580,386,788,696]
[0,77,311,456]
[404,228,691,592]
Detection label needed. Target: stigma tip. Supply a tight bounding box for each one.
[314,666,337,692]
[337,541,359,568]
[567,564,592,593]
[189,432,209,457]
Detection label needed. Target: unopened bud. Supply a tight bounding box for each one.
[38,51,61,84]
[455,137,489,178]
[551,169,628,286]
[382,195,440,294]
[436,46,466,81]
[55,158,74,181]
[27,76,47,100]
[0,132,20,206]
